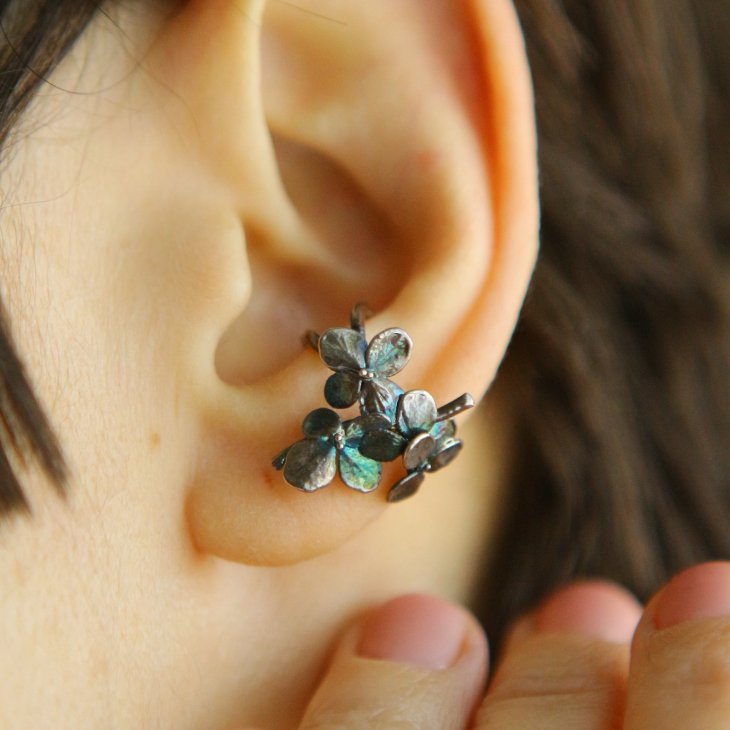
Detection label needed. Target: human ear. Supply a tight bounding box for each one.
[160,0,539,566]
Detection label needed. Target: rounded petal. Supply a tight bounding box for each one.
[365,328,413,377]
[302,408,342,438]
[359,429,408,462]
[339,446,382,493]
[397,390,437,437]
[343,413,392,442]
[403,432,436,471]
[283,438,337,492]
[319,328,367,371]
[428,440,463,472]
[360,378,403,421]
[387,471,425,503]
[429,418,457,448]
[324,371,361,409]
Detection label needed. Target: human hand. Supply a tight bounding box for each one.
[259,562,730,730]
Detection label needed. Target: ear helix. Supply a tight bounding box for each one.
[272,302,474,502]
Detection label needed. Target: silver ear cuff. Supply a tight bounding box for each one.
[272,303,474,503]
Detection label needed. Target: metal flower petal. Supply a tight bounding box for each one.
[387,471,425,503]
[429,418,456,448]
[359,429,408,462]
[396,390,438,437]
[324,371,361,409]
[339,446,382,492]
[403,432,436,471]
[429,440,463,472]
[283,438,337,492]
[319,327,367,371]
[302,408,342,438]
[343,412,392,441]
[360,378,404,421]
[365,328,413,378]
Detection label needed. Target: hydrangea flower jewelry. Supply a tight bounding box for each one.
[273,303,474,503]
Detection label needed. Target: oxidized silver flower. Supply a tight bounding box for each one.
[358,390,474,502]
[272,408,390,493]
[317,326,412,421]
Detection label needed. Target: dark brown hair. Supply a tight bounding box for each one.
[0,0,729,651]
[0,0,100,512]
[478,0,730,649]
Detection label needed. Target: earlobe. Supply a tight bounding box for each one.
[182,0,538,566]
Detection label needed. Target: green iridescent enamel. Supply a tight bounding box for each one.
[339,446,382,492]
[365,328,412,377]
[429,418,456,447]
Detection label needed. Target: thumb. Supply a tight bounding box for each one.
[300,594,488,730]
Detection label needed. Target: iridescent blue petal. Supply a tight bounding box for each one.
[319,328,367,371]
[429,418,456,448]
[365,328,413,377]
[339,446,382,492]
[283,438,337,492]
[397,390,437,437]
[324,371,361,409]
[360,378,403,421]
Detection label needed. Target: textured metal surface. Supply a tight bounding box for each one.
[429,440,463,472]
[429,418,456,448]
[272,446,291,471]
[319,328,367,371]
[350,301,373,335]
[344,412,392,438]
[339,446,382,492]
[283,438,337,491]
[365,328,413,378]
[302,408,342,438]
[403,432,436,471]
[359,377,403,421]
[359,429,407,462]
[387,470,425,503]
[397,390,437,436]
[434,393,474,423]
[324,371,361,409]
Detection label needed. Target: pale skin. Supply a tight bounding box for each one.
[0,0,728,728]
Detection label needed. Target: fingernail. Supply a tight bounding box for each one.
[358,594,468,670]
[655,562,730,629]
[534,581,642,644]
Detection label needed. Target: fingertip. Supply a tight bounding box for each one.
[358,594,485,671]
[654,561,730,630]
[532,581,642,644]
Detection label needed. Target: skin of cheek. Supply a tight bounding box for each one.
[0,6,508,730]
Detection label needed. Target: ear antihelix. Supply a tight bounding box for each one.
[273,303,474,503]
